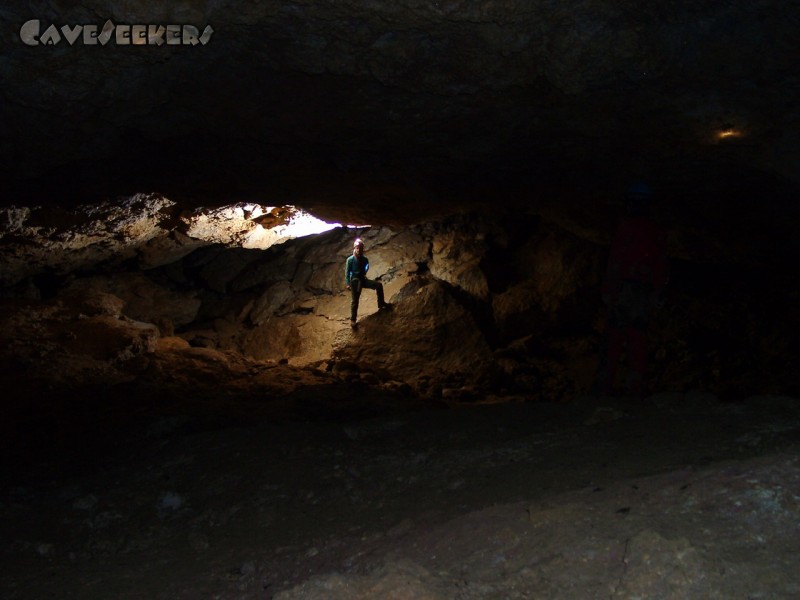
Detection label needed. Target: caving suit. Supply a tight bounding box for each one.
[601,215,669,396]
[345,252,385,322]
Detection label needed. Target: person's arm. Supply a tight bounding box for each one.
[602,223,625,301]
[652,230,669,295]
[345,256,352,286]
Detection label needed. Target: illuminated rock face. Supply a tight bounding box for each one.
[2,199,796,407]
[0,206,602,402]
[0,198,337,287]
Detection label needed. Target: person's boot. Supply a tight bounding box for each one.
[376,283,389,309]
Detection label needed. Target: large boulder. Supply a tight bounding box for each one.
[429,230,490,301]
[63,273,202,331]
[492,225,602,339]
[333,280,493,395]
[0,292,160,393]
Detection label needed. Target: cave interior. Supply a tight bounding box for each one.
[2,2,800,598]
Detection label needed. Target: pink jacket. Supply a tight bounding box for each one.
[602,216,669,297]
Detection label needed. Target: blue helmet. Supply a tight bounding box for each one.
[625,182,653,216]
[627,182,653,199]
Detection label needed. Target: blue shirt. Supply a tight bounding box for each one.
[345,253,369,285]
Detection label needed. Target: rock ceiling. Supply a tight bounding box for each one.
[2,0,799,230]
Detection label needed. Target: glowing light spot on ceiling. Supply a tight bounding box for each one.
[716,125,742,140]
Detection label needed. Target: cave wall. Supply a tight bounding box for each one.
[2,197,797,415]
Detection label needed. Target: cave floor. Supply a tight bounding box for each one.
[2,391,800,599]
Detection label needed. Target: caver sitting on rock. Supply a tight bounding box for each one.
[345,238,389,326]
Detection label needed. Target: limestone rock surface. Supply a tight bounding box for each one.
[334,280,493,394]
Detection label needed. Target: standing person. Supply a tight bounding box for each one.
[601,183,670,399]
[345,238,389,327]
